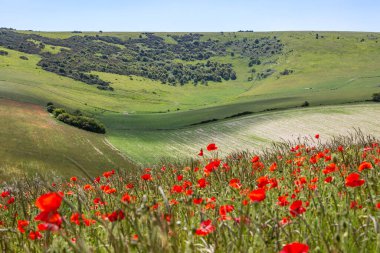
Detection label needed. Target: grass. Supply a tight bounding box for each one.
[107,103,380,164]
[1,31,380,165]
[0,99,133,178]
[0,134,379,252]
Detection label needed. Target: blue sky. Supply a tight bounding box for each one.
[1,0,379,32]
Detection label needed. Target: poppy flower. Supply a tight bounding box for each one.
[195,220,215,236]
[229,178,242,189]
[269,162,277,172]
[219,205,234,216]
[70,177,77,182]
[121,193,132,203]
[197,178,208,188]
[107,210,125,222]
[277,196,290,206]
[141,173,152,181]
[28,231,42,240]
[206,143,217,151]
[289,200,306,217]
[17,220,29,233]
[193,198,203,205]
[345,173,365,187]
[171,185,183,193]
[35,192,62,212]
[322,163,338,174]
[249,188,266,202]
[280,242,309,253]
[198,148,204,156]
[315,134,320,139]
[251,155,260,163]
[358,161,372,172]
[35,211,63,229]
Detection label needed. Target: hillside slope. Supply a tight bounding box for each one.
[0,99,132,178]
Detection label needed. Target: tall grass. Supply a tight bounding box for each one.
[0,133,379,252]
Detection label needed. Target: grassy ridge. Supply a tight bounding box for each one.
[0,99,132,178]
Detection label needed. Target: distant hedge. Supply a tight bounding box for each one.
[373,93,380,102]
[47,103,106,134]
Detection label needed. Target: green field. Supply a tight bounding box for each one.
[1,31,380,168]
[0,99,132,178]
[108,103,380,163]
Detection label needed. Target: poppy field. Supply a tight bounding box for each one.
[0,134,379,252]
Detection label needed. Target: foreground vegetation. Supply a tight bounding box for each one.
[0,134,379,252]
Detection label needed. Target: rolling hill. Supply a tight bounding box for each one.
[1,29,380,170]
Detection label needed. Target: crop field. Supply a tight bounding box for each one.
[108,103,380,163]
[0,99,131,178]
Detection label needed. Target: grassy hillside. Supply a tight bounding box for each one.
[1,30,380,165]
[108,103,380,163]
[0,99,132,178]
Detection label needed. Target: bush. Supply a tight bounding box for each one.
[373,93,380,102]
[301,101,310,107]
[0,50,8,56]
[46,105,55,113]
[56,113,106,134]
[19,55,28,60]
[52,108,66,117]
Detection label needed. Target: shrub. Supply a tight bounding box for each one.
[301,101,310,107]
[0,50,8,56]
[52,108,66,117]
[373,93,380,102]
[46,105,55,113]
[19,56,28,60]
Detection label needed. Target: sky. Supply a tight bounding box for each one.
[1,0,379,32]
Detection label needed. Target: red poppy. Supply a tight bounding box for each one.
[315,134,320,139]
[195,220,215,236]
[257,176,270,188]
[171,185,183,193]
[219,205,234,216]
[35,211,63,229]
[35,192,63,212]
[277,196,290,206]
[70,177,77,182]
[251,155,260,163]
[324,176,333,183]
[358,161,372,172]
[141,173,152,181]
[197,178,208,188]
[83,184,93,190]
[269,162,277,172]
[322,163,338,174]
[345,173,365,187]
[229,178,242,189]
[249,188,266,202]
[289,200,306,217]
[107,210,125,222]
[193,198,203,205]
[28,231,42,240]
[17,220,29,233]
[198,148,203,156]
[121,193,132,203]
[206,143,218,151]
[280,242,309,253]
